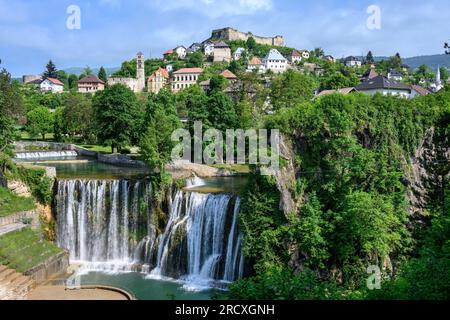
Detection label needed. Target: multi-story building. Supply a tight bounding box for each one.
[147,67,170,94]
[213,41,232,63]
[263,49,287,73]
[171,67,203,93]
[77,75,105,93]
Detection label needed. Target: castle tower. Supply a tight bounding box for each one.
[136,51,145,92]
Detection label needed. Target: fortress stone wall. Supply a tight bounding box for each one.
[211,27,284,47]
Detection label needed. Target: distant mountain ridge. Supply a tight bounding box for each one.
[373,54,450,71]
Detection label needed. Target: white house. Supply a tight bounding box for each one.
[247,57,265,73]
[171,67,203,93]
[355,75,413,99]
[166,64,174,73]
[189,43,202,53]
[40,77,64,93]
[344,56,362,67]
[203,42,215,56]
[388,69,403,81]
[288,50,302,64]
[299,50,310,59]
[263,49,287,73]
[174,46,187,59]
[234,47,246,61]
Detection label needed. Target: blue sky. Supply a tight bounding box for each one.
[1,0,449,77]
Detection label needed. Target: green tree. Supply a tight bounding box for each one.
[26,107,54,140]
[53,106,65,142]
[140,89,181,171]
[0,65,22,180]
[365,51,375,64]
[209,74,229,93]
[68,74,79,90]
[186,51,204,68]
[63,93,94,142]
[439,66,449,82]
[207,91,238,132]
[246,37,257,51]
[57,70,68,87]
[270,70,318,110]
[98,66,108,83]
[93,84,144,153]
[43,60,58,78]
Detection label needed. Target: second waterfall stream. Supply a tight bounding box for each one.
[55,178,244,290]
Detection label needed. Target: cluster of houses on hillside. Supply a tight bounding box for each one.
[317,65,445,99]
[21,27,447,100]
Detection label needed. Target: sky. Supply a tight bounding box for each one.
[0,0,449,77]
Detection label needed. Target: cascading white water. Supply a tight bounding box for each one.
[15,150,77,159]
[55,179,244,288]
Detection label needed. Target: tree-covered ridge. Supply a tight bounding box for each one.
[224,88,450,300]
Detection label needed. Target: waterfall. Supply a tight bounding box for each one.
[55,179,244,288]
[15,150,77,160]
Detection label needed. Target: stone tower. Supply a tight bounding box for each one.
[136,51,145,92]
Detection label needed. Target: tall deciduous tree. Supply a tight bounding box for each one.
[270,70,318,110]
[140,89,181,171]
[26,107,54,140]
[93,84,144,153]
[0,64,23,181]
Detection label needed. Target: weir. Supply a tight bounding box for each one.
[15,151,78,160]
[55,178,244,288]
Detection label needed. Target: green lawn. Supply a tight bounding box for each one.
[0,228,64,273]
[19,131,55,141]
[0,187,36,217]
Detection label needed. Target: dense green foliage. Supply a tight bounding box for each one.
[25,106,54,140]
[226,88,450,300]
[140,89,182,171]
[93,84,144,153]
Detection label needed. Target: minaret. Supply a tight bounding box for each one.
[436,65,442,87]
[136,51,145,92]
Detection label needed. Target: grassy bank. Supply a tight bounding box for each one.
[0,228,64,273]
[0,187,36,217]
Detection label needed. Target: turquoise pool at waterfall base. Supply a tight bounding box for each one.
[78,271,217,300]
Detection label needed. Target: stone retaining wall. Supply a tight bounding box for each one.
[0,210,39,228]
[25,251,69,285]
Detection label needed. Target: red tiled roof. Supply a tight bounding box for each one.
[148,67,170,81]
[411,85,431,96]
[173,68,203,74]
[220,69,237,79]
[78,75,104,84]
[45,77,64,86]
[317,87,356,97]
[163,49,174,56]
[248,57,262,65]
[291,50,301,57]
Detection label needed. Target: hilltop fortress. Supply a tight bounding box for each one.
[209,27,284,47]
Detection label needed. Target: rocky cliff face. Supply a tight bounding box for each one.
[404,127,450,218]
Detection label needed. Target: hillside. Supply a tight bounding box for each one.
[375,54,450,70]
